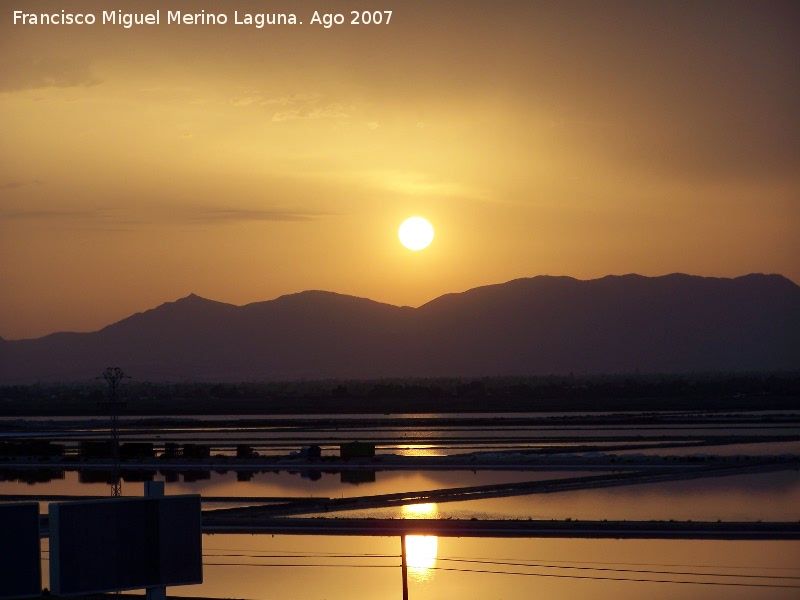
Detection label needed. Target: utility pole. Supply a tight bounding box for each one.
[401,535,409,600]
[100,367,129,497]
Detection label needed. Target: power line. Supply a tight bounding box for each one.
[205,553,398,560]
[49,544,800,578]
[42,547,800,589]
[439,553,800,572]
[433,557,800,581]
[204,548,397,558]
[200,549,800,577]
[204,562,396,569]
[199,561,800,588]
[424,565,800,589]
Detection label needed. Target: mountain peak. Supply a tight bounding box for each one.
[168,293,235,308]
[176,292,209,303]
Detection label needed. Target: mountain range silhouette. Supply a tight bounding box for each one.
[1,274,797,383]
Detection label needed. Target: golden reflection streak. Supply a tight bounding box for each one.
[401,503,439,580]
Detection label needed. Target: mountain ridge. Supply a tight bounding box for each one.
[1,273,797,383]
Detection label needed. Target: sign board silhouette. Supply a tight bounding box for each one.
[49,495,202,595]
[0,503,41,598]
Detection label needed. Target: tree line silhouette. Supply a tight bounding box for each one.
[1,372,798,416]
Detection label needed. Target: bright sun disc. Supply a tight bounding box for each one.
[399,217,434,250]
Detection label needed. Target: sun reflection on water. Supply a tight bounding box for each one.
[402,503,439,581]
[402,502,438,518]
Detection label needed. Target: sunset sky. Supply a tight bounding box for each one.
[1,0,798,340]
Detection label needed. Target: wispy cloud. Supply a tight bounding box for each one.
[0,208,140,232]
[0,208,95,221]
[226,91,353,123]
[0,57,101,92]
[0,206,328,226]
[0,180,43,191]
[272,103,350,122]
[366,170,488,201]
[189,208,323,223]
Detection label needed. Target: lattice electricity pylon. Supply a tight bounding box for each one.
[99,367,129,497]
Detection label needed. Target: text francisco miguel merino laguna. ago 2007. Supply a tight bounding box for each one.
[12,9,395,29]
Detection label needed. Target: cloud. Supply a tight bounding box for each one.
[366,170,488,201]
[262,93,351,122]
[0,208,140,232]
[189,208,323,223]
[271,104,350,123]
[0,208,93,220]
[0,57,101,92]
[0,206,326,226]
[226,91,353,122]
[230,96,265,107]
[0,180,43,191]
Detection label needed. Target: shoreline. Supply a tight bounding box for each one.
[200,517,800,540]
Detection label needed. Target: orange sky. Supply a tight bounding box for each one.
[1,0,798,339]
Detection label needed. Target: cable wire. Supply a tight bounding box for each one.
[200,550,800,581]
[424,565,800,589]
[434,557,800,581]
[200,561,800,588]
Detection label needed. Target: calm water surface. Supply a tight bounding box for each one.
[36,535,800,599]
[5,467,798,522]
[5,411,799,598]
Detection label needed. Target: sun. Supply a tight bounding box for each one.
[398,216,434,250]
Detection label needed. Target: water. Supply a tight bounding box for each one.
[300,470,800,522]
[37,535,800,599]
[5,468,799,522]
[4,410,799,598]
[4,410,799,458]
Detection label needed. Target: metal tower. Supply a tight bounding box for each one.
[100,367,129,497]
